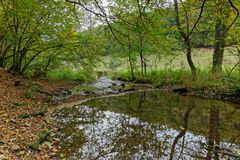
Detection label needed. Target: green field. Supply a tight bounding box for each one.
[95,47,240,75]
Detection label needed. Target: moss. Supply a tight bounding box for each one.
[70,85,94,94]
[29,130,51,150]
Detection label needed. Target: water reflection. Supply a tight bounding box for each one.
[53,91,240,159]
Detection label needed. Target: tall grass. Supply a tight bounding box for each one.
[111,69,240,91]
[47,69,96,81]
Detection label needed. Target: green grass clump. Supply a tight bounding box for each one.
[47,69,96,81]
[111,69,192,85]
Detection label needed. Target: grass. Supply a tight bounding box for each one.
[47,69,96,81]
[46,47,240,93]
[97,47,239,72]
[111,69,240,91]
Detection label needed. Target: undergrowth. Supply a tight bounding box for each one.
[47,69,96,81]
[111,69,240,91]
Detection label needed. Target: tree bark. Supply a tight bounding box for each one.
[173,0,205,80]
[212,0,239,73]
[186,40,197,80]
[10,47,27,74]
[212,19,225,73]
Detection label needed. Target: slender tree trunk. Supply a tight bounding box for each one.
[128,36,135,81]
[140,50,144,76]
[169,102,195,160]
[173,0,204,80]
[128,54,135,81]
[144,60,147,76]
[186,40,197,80]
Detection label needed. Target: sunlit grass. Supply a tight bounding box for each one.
[97,47,239,72]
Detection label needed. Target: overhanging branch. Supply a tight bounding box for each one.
[225,0,239,33]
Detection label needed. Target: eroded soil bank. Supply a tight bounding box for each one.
[1,68,240,159]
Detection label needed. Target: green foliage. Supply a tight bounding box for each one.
[0,0,238,82]
[0,0,80,74]
[47,69,96,81]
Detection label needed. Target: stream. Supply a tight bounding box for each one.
[52,90,240,160]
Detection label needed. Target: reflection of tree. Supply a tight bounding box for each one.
[169,102,195,160]
[137,91,146,119]
[127,91,146,119]
[206,104,220,160]
[54,91,240,159]
[110,119,164,159]
[110,91,162,159]
[55,107,97,158]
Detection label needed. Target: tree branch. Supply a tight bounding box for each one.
[186,0,206,40]
[174,0,206,41]
[225,0,239,33]
[65,0,105,17]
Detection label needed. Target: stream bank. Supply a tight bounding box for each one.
[1,68,239,159]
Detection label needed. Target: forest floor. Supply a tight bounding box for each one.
[0,68,81,160]
[1,67,240,160]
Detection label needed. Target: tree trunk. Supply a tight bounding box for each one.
[173,0,202,80]
[212,19,225,73]
[128,36,135,81]
[0,45,11,68]
[144,60,147,76]
[10,47,27,74]
[140,50,144,76]
[186,40,197,80]
[128,54,135,81]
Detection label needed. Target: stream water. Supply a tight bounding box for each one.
[52,90,240,160]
